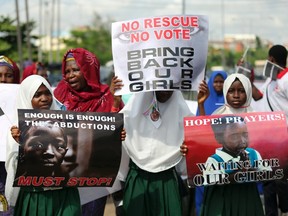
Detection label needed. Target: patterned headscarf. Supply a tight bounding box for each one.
[65,52,75,61]
[0,55,20,83]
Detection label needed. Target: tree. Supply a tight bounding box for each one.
[0,15,38,63]
[0,16,18,59]
[63,13,113,65]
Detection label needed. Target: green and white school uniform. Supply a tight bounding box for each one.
[120,91,192,216]
[5,75,81,216]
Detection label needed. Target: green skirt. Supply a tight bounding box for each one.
[200,183,264,216]
[123,162,182,216]
[14,187,81,216]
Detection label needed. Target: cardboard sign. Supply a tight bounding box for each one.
[263,60,284,80]
[112,15,209,94]
[14,109,123,188]
[184,112,288,187]
[0,84,19,161]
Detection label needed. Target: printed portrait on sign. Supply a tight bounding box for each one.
[15,119,69,180]
[14,109,123,188]
[184,112,288,187]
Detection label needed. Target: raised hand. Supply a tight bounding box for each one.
[110,76,124,111]
[10,125,20,143]
[197,80,209,104]
[197,80,209,116]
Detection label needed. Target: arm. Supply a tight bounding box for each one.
[110,76,124,112]
[197,80,209,116]
[252,83,263,101]
[110,77,126,142]
[10,126,20,143]
[5,126,21,206]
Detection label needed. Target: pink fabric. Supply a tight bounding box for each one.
[11,59,20,84]
[21,63,37,81]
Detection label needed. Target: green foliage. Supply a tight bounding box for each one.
[62,13,113,65]
[206,46,222,69]
[207,43,270,72]
[0,15,38,63]
[0,16,18,55]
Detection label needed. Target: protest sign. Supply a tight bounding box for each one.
[13,109,123,188]
[0,84,19,161]
[235,65,251,78]
[263,60,284,80]
[112,15,209,95]
[184,112,288,187]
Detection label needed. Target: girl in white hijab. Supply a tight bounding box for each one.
[120,90,192,216]
[5,75,81,216]
[199,73,264,216]
[181,74,261,216]
[212,73,253,114]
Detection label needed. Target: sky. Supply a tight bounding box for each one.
[1,0,288,45]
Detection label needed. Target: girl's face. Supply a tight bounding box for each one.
[226,80,247,108]
[0,66,14,83]
[64,60,88,91]
[31,84,53,109]
[23,126,67,173]
[213,75,225,94]
[155,91,174,103]
[223,122,249,155]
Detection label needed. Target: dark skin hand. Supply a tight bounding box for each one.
[180,142,188,156]
[10,126,20,143]
[121,128,126,141]
[110,76,124,109]
[109,76,126,141]
[197,80,210,116]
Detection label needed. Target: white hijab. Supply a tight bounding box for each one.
[16,75,59,111]
[120,90,192,173]
[5,75,59,206]
[213,73,254,114]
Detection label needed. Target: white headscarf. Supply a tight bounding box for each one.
[5,75,60,206]
[16,75,59,110]
[120,90,192,173]
[212,73,254,114]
